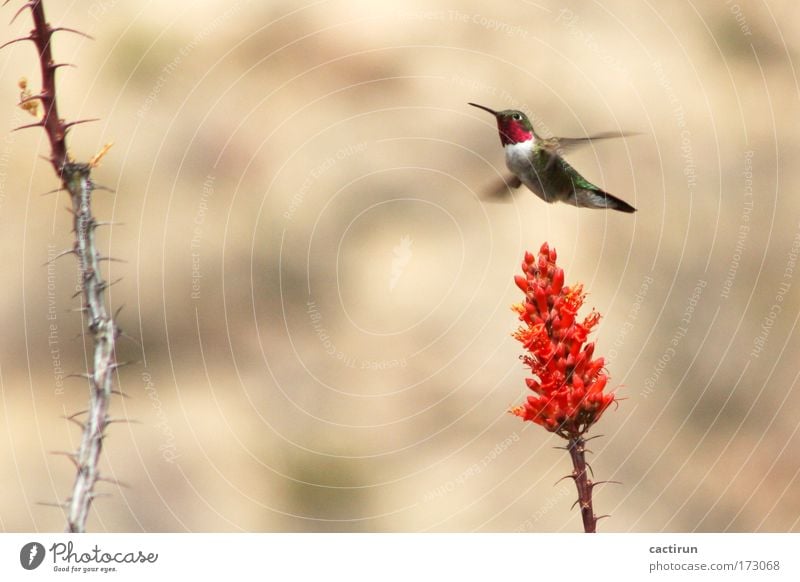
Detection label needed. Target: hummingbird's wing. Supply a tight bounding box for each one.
[540,131,640,170]
[482,174,522,201]
[542,131,640,153]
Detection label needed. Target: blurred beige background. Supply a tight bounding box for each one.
[0,0,798,532]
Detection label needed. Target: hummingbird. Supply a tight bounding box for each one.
[469,103,637,213]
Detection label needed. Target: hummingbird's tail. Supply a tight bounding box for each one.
[579,188,637,213]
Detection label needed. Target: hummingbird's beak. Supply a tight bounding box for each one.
[468,102,498,116]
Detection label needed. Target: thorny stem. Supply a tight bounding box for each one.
[64,163,119,533]
[20,0,69,171]
[10,0,121,532]
[567,436,597,533]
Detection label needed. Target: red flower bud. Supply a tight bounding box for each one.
[551,268,564,295]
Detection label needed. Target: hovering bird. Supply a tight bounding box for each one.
[469,103,637,213]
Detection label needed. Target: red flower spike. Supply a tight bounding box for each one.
[508,242,618,533]
[509,244,615,438]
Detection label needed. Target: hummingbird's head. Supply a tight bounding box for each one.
[469,103,534,146]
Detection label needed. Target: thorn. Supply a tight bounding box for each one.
[51,27,94,41]
[88,492,113,500]
[65,372,91,380]
[107,277,124,288]
[63,118,100,131]
[68,306,88,313]
[117,331,141,346]
[37,501,68,509]
[13,120,45,132]
[113,305,125,319]
[64,416,85,430]
[50,62,77,72]
[554,473,576,486]
[17,92,44,106]
[97,477,129,488]
[589,480,622,490]
[110,389,130,399]
[50,450,79,468]
[65,410,89,420]
[107,418,142,426]
[584,434,605,443]
[97,256,127,264]
[40,187,66,197]
[9,2,35,25]
[92,185,116,193]
[92,220,123,228]
[110,361,134,371]
[0,35,33,51]
[595,514,612,522]
[42,248,76,265]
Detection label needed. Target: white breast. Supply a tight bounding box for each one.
[503,139,534,175]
